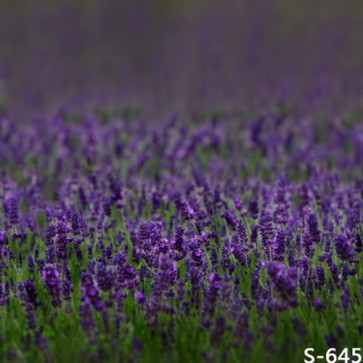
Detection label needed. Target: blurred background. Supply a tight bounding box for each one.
[0,0,363,121]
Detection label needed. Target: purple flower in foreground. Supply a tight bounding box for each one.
[81,271,104,311]
[96,262,114,292]
[315,266,325,289]
[0,282,10,307]
[0,229,8,249]
[203,272,221,314]
[347,203,361,231]
[154,255,177,295]
[62,280,74,301]
[27,255,35,274]
[267,261,298,310]
[334,234,353,261]
[134,291,145,304]
[42,264,62,307]
[3,193,19,225]
[231,234,248,266]
[308,213,321,244]
[355,232,363,253]
[273,228,286,262]
[302,232,314,258]
[55,220,69,260]
[248,199,259,220]
[23,279,39,307]
[259,210,274,249]
[0,230,9,257]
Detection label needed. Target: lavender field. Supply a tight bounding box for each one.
[1,1,363,362]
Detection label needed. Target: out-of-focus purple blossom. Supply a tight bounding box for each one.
[248,199,259,220]
[314,297,325,311]
[23,301,37,330]
[81,271,104,311]
[315,265,325,289]
[41,264,62,307]
[340,286,350,310]
[266,261,298,310]
[273,228,286,262]
[134,291,145,304]
[302,232,314,259]
[203,272,221,314]
[96,262,114,292]
[308,213,321,244]
[0,229,8,254]
[79,302,98,343]
[334,234,353,261]
[3,193,19,225]
[62,279,73,302]
[0,282,10,307]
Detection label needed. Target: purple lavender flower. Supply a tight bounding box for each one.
[334,234,353,261]
[41,264,62,307]
[273,227,286,262]
[23,279,39,307]
[134,291,146,304]
[0,282,10,307]
[96,262,114,292]
[266,261,298,310]
[237,220,248,245]
[259,210,274,249]
[302,232,315,258]
[340,286,350,310]
[81,271,104,311]
[354,232,363,253]
[347,203,361,231]
[248,199,259,220]
[315,266,325,289]
[55,220,70,260]
[153,255,177,295]
[250,224,258,246]
[308,213,321,244]
[3,192,19,225]
[27,255,35,274]
[62,279,73,302]
[0,229,8,254]
[231,234,248,266]
[203,272,221,314]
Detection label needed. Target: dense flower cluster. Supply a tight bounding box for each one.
[0,112,362,362]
